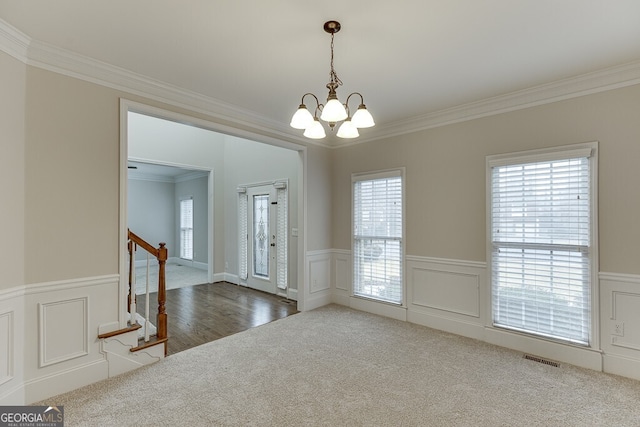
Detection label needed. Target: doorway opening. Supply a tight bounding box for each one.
[118,99,307,333]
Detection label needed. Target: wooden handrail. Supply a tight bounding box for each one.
[129,229,162,258]
[127,229,168,356]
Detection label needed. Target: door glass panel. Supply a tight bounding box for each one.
[253,194,269,278]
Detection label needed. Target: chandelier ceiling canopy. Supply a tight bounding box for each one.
[290,21,375,140]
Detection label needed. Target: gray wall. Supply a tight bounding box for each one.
[128,175,209,264]
[0,50,25,289]
[128,179,176,259]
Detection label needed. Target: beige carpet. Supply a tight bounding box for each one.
[41,305,640,426]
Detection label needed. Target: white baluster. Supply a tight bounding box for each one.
[144,253,151,342]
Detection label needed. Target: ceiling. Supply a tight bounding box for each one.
[2,1,640,145]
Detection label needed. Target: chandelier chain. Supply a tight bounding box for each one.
[329,33,342,88]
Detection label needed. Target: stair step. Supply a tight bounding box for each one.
[98,323,142,339]
[131,337,168,353]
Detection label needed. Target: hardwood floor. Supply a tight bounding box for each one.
[136,282,299,356]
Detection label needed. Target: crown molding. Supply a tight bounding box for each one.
[0,18,315,146]
[2,18,640,150]
[346,60,640,148]
[174,171,209,183]
[127,170,175,184]
[127,169,208,184]
[0,18,29,62]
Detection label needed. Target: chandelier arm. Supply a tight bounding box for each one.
[344,92,366,117]
[345,92,365,105]
[301,92,320,107]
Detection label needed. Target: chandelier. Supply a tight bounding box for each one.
[290,21,375,139]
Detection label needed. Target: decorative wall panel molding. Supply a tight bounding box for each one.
[610,291,640,351]
[333,251,350,291]
[39,298,88,368]
[598,272,640,379]
[407,256,486,322]
[308,254,331,294]
[0,311,14,385]
[410,268,480,317]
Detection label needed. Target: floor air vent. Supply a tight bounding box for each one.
[523,354,560,367]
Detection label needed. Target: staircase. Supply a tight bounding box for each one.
[97,230,169,375]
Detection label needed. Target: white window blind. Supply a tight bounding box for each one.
[238,191,248,281]
[353,171,403,304]
[490,148,594,345]
[276,185,288,290]
[180,198,193,260]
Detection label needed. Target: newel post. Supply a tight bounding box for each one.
[157,242,168,355]
[127,239,134,310]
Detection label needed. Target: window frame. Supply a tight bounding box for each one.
[351,168,406,306]
[486,142,599,348]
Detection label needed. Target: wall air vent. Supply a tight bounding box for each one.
[523,354,560,367]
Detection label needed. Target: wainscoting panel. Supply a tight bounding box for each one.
[39,298,88,367]
[20,275,118,404]
[406,256,487,334]
[0,290,24,404]
[411,268,480,317]
[600,272,640,379]
[0,311,13,386]
[333,250,350,292]
[305,250,332,311]
[611,291,640,351]
[308,255,330,293]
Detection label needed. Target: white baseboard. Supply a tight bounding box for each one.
[332,290,350,307]
[348,297,407,322]
[303,291,332,311]
[0,383,24,405]
[218,273,239,284]
[603,353,640,381]
[408,309,485,340]
[25,359,109,405]
[286,288,298,301]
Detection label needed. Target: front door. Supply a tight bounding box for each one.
[246,185,277,294]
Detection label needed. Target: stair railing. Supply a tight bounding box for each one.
[128,229,168,355]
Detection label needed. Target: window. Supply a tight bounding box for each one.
[488,143,597,345]
[180,197,193,260]
[353,170,404,304]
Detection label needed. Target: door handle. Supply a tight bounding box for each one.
[270,243,276,247]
